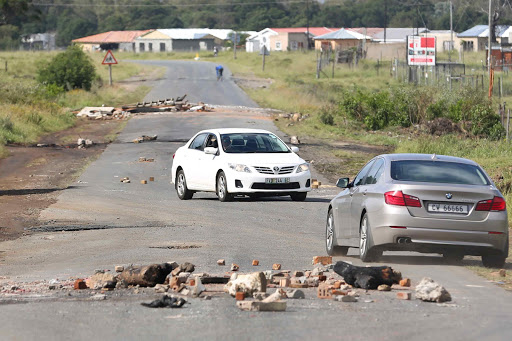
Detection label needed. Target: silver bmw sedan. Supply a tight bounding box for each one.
[326,153,509,268]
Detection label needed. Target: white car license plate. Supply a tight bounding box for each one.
[265,177,290,184]
[427,203,468,214]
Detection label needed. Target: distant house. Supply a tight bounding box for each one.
[371,28,427,43]
[21,33,56,51]
[313,28,371,51]
[457,25,510,52]
[246,27,338,52]
[135,29,217,52]
[72,30,151,52]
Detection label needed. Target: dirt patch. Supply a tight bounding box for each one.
[293,136,391,183]
[0,118,127,243]
[232,75,273,90]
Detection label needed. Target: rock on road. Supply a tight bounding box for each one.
[0,61,511,341]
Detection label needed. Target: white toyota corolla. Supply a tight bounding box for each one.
[171,128,312,201]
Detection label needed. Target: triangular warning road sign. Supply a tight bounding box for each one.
[102,50,118,65]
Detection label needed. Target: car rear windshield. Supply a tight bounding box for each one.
[220,133,290,153]
[391,160,490,186]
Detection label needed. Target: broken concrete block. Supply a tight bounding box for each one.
[231,264,239,271]
[400,278,411,287]
[85,139,93,146]
[262,289,286,303]
[305,277,319,287]
[118,263,175,287]
[285,289,305,299]
[305,271,312,277]
[74,279,87,290]
[154,284,169,293]
[313,256,333,265]
[217,259,225,266]
[289,283,308,288]
[89,294,107,301]
[378,284,392,291]
[86,272,117,290]
[237,301,287,312]
[115,266,124,273]
[272,264,281,270]
[252,260,259,266]
[396,292,411,300]
[189,277,206,297]
[415,277,451,303]
[235,292,245,301]
[253,292,268,300]
[293,271,304,277]
[224,272,267,297]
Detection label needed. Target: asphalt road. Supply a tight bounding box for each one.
[0,61,511,341]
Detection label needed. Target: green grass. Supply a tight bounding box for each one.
[0,51,156,150]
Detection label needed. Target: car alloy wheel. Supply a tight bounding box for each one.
[326,210,348,256]
[176,170,193,200]
[217,171,233,202]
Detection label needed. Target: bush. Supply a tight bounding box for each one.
[37,45,97,91]
[319,106,335,125]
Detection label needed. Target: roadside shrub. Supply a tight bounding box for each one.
[37,45,97,91]
[469,104,504,140]
[318,106,335,125]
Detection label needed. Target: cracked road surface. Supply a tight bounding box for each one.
[0,61,511,341]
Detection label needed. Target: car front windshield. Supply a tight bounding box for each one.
[220,133,290,153]
[391,160,490,186]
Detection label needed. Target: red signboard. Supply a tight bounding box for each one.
[407,36,436,66]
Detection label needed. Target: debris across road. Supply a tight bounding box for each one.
[0,257,453,311]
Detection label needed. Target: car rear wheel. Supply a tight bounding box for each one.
[482,239,508,268]
[326,209,349,256]
[176,170,193,200]
[359,213,381,262]
[217,171,233,202]
[290,192,307,201]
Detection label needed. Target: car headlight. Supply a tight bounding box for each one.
[296,163,309,173]
[229,163,251,173]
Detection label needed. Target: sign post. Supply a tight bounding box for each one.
[102,50,118,86]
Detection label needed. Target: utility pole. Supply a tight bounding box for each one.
[488,0,492,77]
[306,0,310,49]
[234,32,237,60]
[384,0,387,43]
[449,0,453,62]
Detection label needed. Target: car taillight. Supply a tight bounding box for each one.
[384,190,421,207]
[475,196,506,211]
[172,153,175,159]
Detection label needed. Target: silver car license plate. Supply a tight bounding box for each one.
[427,203,469,214]
[265,177,290,184]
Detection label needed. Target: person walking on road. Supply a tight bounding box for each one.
[216,65,224,81]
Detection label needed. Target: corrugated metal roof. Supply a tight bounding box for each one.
[348,27,384,38]
[155,28,233,40]
[373,28,426,40]
[457,25,488,37]
[270,27,339,36]
[313,28,370,40]
[72,30,151,43]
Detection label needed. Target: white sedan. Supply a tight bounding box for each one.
[171,128,312,201]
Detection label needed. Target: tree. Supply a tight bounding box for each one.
[37,45,97,91]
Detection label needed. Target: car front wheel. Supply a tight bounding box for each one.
[176,170,193,200]
[216,171,233,202]
[326,209,349,256]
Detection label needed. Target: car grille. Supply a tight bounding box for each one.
[251,182,300,190]
[253,166,296,175]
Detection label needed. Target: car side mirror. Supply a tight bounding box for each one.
[291,146,299,153]
[336,178,350,188]
[204,147,218,155]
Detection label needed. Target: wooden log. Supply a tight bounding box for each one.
[118,263,175,287]
[333,261,402,290]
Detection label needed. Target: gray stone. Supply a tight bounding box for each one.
[224,272,267,297]
[378,284,391,291]
[335,295,358,302]
[415,277,451,303]
[285,289,305,299]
